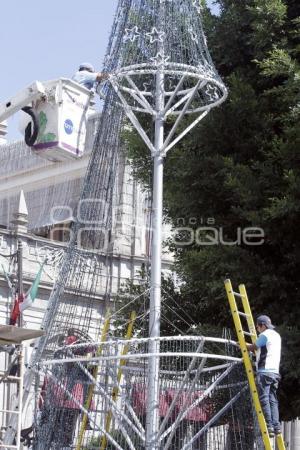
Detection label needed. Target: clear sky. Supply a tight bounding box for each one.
[0,0,218,141]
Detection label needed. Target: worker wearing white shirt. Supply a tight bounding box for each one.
[247,315,282,437]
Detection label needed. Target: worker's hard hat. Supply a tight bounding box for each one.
[79,62,95,72]
[256,315,275,329]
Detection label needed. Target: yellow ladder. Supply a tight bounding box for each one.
[224,279,286,450]
[100,311,137,450]
[75,313,111,450]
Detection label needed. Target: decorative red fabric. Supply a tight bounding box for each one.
[132,384,212,422]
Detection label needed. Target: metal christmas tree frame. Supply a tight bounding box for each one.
[108,1,227,447]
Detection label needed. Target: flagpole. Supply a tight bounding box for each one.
[17,239,23,328]
[16,240,24,450]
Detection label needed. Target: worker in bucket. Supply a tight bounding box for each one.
[72,62,108,90]
[247,315,282,437]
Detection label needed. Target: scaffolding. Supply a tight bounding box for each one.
[0,326,44,449]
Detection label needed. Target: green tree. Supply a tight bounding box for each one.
[126,0,300,418]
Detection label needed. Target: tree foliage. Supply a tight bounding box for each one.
[125,0,300,418]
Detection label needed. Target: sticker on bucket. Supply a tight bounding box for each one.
[64,119,74,135]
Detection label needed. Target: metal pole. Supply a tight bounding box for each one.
[146,62,165,450]
[17,240,23,328]
[146,3,165,446]
[17,240,23,297]
[16,239,24,450]
[16,345,24,450]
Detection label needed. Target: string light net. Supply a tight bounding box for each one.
[104,0,227,155]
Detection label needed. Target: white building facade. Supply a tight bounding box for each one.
[0,113,172,435]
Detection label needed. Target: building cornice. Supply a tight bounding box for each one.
[0,151,90,200]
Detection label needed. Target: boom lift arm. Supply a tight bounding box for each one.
[0,81,46,123]
[0,81,47,146]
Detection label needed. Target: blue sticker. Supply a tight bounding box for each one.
[64,119,74,135]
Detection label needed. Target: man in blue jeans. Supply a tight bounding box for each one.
[247,315,282,437]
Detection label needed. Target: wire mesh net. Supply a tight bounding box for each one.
[104,0,227,120]
[24,0,228,368]
[33,336,263,450]
[105,0,220,74]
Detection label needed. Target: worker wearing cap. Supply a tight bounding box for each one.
[247,315,282,437]
[72,63,108,90]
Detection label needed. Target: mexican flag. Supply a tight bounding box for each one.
[1,264,20,326]
[10,293,24,326]
[20,264,44,313]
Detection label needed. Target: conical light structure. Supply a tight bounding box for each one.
[104,0,227,154]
